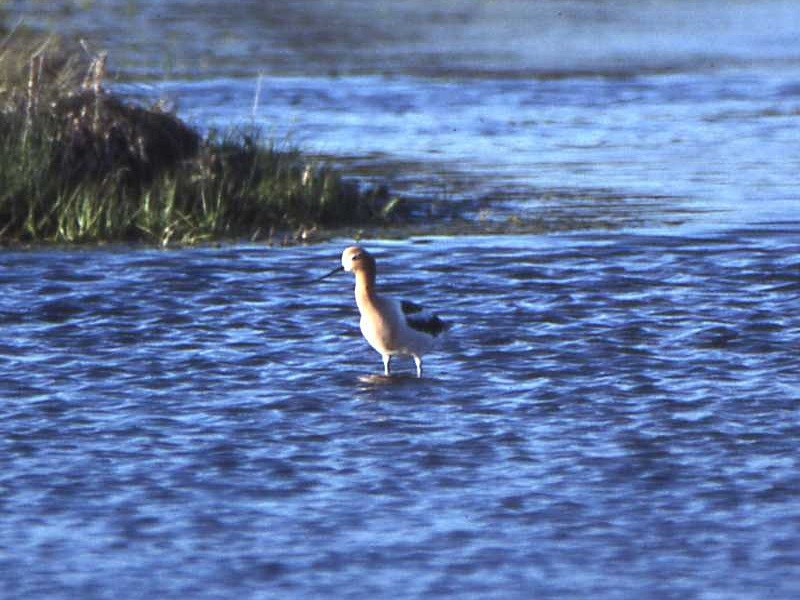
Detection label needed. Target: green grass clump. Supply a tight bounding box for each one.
[0,34,388,245]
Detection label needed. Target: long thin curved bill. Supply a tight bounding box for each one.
[312,265,343,282]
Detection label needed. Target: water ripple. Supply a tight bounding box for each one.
[1,227,800,598]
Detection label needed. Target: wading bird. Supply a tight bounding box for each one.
[316,246,449,377]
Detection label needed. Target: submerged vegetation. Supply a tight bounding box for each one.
[0,29,390,245]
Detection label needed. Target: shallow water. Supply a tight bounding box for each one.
[13,0,800,229]
[2,227,799,599]
[4,1,800,598]
[141,66,800,229]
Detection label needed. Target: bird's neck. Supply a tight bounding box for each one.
[354,269,377,309]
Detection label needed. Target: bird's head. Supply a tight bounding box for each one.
[341,245,375,274]
[313,245,376,282]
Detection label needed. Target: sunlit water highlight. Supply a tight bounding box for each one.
[141,67,800,229]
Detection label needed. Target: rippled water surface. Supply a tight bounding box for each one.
[4,1,800,597]
[143,66,800,229]
[2,227,799,599]
[13,0,800,228]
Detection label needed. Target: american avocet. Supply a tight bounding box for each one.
[316,246,449,378]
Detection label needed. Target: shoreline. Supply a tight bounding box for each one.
[0,27,403,248]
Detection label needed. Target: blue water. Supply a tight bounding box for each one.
[2,229,799,599]
[4,1,800,598]
[144,66,800,228]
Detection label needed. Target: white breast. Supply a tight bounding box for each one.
[359,296,433,357]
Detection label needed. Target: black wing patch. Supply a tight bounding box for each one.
[402,299,449,336]
[401,300,424,314]
[406,313,449,337]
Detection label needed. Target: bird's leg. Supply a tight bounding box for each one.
[413,355,423,378]
[383,355,391,376]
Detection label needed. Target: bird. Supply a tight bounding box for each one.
[315,245,449,378]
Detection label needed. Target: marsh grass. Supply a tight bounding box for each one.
[0,32,390,245]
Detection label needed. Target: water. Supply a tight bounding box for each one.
[13,0,800,228]
[14,0,800,78]
[3,1,800,598]
[142,67,800,228]
[2,229,799,599]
